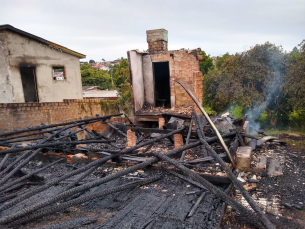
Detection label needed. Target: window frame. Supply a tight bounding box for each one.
[52,66,66,81]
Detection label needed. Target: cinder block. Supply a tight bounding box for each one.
[235,146,252,171]
[253,156,267,173]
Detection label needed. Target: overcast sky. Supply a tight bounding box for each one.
[1,0,304,62]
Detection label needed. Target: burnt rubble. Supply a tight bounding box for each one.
[0,89,302,229]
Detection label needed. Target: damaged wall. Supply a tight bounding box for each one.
[128,29,203,114]
[0,29,83,103]
[150,49,203,108]
[0,32,13,103]
[128,49,203,112]
[0,99,124,132]
[128,50,145,112]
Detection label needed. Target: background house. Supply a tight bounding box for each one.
[82,86,119,100]
[0,24,86,103]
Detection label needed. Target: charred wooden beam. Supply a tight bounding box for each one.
[192,111,275,229]
[0,149,44,185]
[32,216,98,229]
[101,120,127,137]
[0,135,198,222]
[63,165,98,191]
[0,113,123,138]
[0,192,18,203]
[0,139,115,155]
[0,155,115,212]
[0,150,31,177]
[0,158,64,193]
[153,151,264,228]
[187,190,207,218]
[180,117,194,161]
[0,136,45,146]
[166,170,207,191]
[0,127,63,143]
[161,113,192,120]
[7,176,161,225]
[0,123,93,185]
[176,81,235,167]
[0,154,9,171]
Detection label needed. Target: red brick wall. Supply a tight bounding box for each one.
[148,41,168,53]
[0,99,128,133]
[150,50,203,108]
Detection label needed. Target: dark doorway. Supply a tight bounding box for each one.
[153,62,171,108]
[20,67,39,102]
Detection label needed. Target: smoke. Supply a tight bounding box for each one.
[246,66,283,132]
[235,48,284,132]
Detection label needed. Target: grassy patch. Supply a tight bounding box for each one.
[262,127,305,151]
[263,127,305,136]
[281,138,305,151]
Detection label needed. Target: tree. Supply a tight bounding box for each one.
[80,65,113,90]
[109,58,130,88]
[284,40,305,123]
[199,51,214,75]
[215,52,231,69]
[202,42,289,126]
[89,59,95,64]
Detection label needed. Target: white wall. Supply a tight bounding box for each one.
[142,54,154,106]
[4,30,83,102]
[128,51,145,112]
[0,32,13,103]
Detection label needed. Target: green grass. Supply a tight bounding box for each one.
[263,127,305,136]
[280,138,305,151]
[262,127,305,151]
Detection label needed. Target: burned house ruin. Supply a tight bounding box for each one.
[127,29,203,122]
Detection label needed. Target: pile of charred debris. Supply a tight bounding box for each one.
[0,86,303,229]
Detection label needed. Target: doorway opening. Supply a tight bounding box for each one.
[153,62,171,108]
[20,67,39,102]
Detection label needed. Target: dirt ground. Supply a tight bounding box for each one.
[221,133,305,229]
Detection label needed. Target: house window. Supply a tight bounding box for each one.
[53,66,65,80]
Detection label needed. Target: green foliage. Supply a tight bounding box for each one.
[289,109,305,123]
[284,40,305,110]
[110,58,130,88]
[116,82,132,116]
[80,58,132,116]
[89,59,95,63]
[199,51,214,75]
[98,100,117,116]
[215,53,231,69]
[202,105,217,116]
[81,65,113,90]
[229,103,244,118]
[201,41,302,126]
[257,110,268,122]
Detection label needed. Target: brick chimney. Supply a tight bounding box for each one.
[146,29,168,53]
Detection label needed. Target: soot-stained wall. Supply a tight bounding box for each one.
[128,49,203,113]
[0,30,83,103]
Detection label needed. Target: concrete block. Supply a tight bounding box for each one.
[146,29,168,42]
[254,156,267,173]
[235,146,252,171]
[267,159,283,177]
